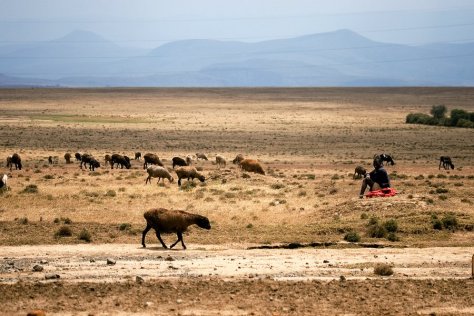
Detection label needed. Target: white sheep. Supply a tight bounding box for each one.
[146,166,174,184]
[0,174,7,191]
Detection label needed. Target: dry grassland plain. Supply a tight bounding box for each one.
[0,87,473,315]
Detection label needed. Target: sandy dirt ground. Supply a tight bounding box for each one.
[1,244,473,283]
[1,244,474,315]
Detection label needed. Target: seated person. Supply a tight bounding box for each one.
[359,158,390,198]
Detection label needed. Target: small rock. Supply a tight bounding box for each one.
[40,260,48,265]
[165,256,174,261]
[106,258,116,265]
[323,260,329,263]
[176,299,183,304]
[90,259,95,263]
[33,265,44,272]
[45,273,60,280]
[136,276,145,283]
[144,301,153,307]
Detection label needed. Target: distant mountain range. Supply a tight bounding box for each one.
[1,29,473,87]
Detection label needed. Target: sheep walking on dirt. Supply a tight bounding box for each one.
[146,166,174,184]
[142,208,211,249]
[353,166,367,179]
[175,166,205,186]
[135,152,142,160]
[215,155,226,168]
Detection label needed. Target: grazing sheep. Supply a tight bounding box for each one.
[146,166,174,184]
[186,155,193,166]
[80,154,100,171]
[239,158,265,175]
[75,152,82,162]
[143,153,164,169]
[439,156,454,170]
[196,153,208,161]
[135,152,142,160]
[64,153,72,164]
[172,157,188,169]
[142,208,211,249]
[215,155,226,168]
[111,154,131,169]
[6,156,12,169]
[9,153,22,171]
[104,154,112,167]
[232,154,245,164]
[353,166,367,179]
[0,174,7,190]
[175,166,205,186]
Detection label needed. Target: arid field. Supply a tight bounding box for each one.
[0,87,473,315]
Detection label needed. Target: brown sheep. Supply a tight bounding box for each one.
[240,158,265,175]
[353,166,367,179]
[196,153,208,161]
[64,153,72,164]
[142,208,211,249]
[175,166,205,186]
[143,153,164,169]
[232,154,245,164]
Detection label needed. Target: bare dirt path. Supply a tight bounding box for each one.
[1,244,473,283]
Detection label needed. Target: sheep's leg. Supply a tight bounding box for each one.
[141,224,151,248]
[170,232,185,249]
[155,230,168,249]
[145,176,151,184]
[178,177,182,186]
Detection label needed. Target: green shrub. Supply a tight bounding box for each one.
[106,190,117,197]
[387,233,399,242]
[344,231,361,242]
[374,264,394,276]
[55,226,72,237]
[432,219,443,230]
[21,184,38,194]
[78,229,92,242]
[18,217,28,225]
[442,214,458,230]
[119,223,132,231]
[383,219,398,233]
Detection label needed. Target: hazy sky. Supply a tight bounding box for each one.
[1,0,474,48]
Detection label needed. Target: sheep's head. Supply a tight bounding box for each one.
[197,174,205,182]
[196,216,211,230]
[232,154,244,164]
[169,176,174,183]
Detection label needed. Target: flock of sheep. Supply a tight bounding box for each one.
[1,151,456,249]
[2,151,267,249]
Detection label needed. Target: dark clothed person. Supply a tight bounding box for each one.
[359,158,391,198]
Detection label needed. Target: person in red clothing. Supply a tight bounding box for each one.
[359,157,391,198]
